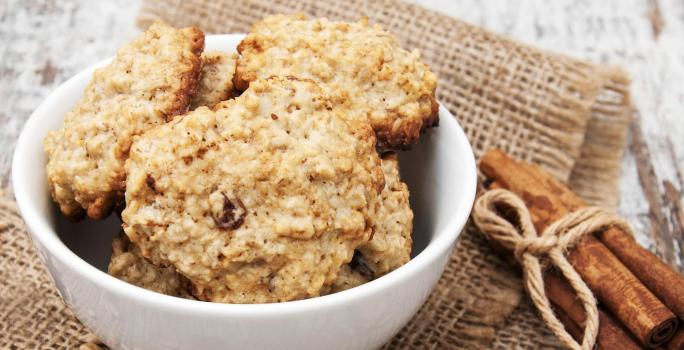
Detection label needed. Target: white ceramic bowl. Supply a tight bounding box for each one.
[12,34,476,350]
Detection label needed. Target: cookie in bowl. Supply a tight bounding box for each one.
[323,152,414,293]
[44,21,204,220]
[108,233,194,299]
[122,77,384,303]
[14,27,477,350]
[357,152,413,277]
[112,152,414,298]
[235,14,439,150]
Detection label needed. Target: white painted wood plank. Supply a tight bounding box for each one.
[0,0,140,187]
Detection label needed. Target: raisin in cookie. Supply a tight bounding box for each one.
[122,77,384,303]
[190,51,238,109]
[44,21,204,220]
[235,14,439,150]
[108,233,194,299]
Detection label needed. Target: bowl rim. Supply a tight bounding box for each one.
[11,34,477,316]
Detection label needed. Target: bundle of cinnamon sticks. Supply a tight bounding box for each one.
[478,150,684,349]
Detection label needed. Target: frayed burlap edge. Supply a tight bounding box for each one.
[568,66,632,208]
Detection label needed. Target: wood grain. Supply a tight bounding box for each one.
[0,0,140,188]
[631,112,678,267]
[0,0,683,270]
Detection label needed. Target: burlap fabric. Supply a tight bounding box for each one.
[0,0,632,348]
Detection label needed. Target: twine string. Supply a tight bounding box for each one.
[472,189,633,350]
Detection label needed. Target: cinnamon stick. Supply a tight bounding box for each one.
[553,305,585,343]
[666,329,684,350]
[596,228,684,320]
[481,182,644,348]
[513,155,684,322]
[546,273,642,349]
[480,182,641,348]
[480,149,678,348]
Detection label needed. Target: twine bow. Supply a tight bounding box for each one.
[472,189,633,350]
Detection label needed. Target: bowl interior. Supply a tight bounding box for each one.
[15,34,476,284]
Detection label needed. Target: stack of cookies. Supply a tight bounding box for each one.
[44,14,438,303]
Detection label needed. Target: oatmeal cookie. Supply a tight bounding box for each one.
[357,152,413,277]
[190,51,238,109]
[108,233,194,298]
[235,14,439,149]
[326,153,413,294]
[123,77,384,303]
[44,21,204,220]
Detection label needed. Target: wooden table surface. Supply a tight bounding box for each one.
[1,0,683,270]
